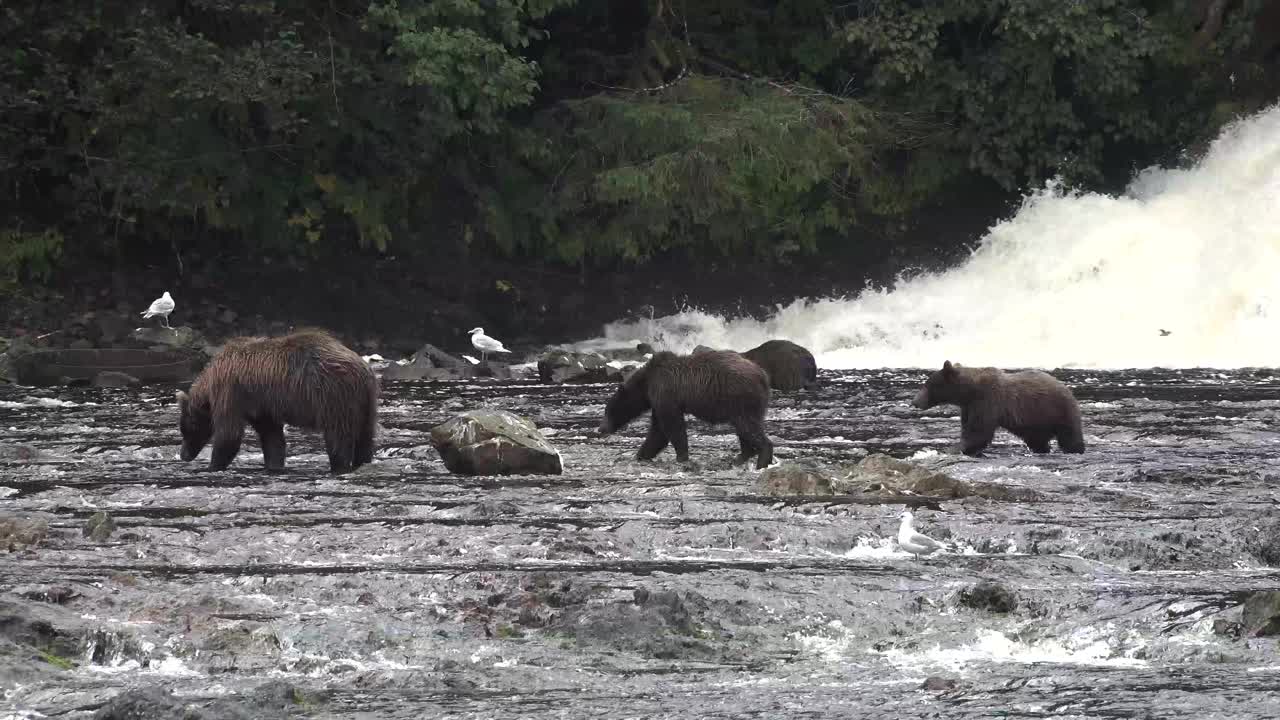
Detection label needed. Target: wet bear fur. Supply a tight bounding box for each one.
[598,350,773,469]
[742,340,819,391]
[912,360,1085,457]
[176,328,379,473]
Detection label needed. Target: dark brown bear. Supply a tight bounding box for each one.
[911,360,1085,457]
[742,339,819,391]
[597,350,773,469]
[175,329,379,473]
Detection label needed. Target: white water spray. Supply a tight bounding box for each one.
[579,105,1280,369]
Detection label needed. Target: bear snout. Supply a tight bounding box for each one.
[911,389,930,409]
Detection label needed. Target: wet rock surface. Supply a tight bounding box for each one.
[537,349,636,384]
[2,369,1280,718]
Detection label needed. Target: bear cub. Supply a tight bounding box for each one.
[598,350,773,469]
[176,328,379,473]
[912,360,1085,457]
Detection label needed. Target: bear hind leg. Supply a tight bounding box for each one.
[251,418,287,470]
[637,414,670,460]
[1017,428,1053,454]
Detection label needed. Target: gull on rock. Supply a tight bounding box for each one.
[897,509,947,558]
[468,327,510,363]
[140,291,175,329]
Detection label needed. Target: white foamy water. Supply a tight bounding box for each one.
[579,105,1280,369]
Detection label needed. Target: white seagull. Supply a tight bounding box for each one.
[468,327,510,363]
[897,509,947,558]
[140,291,176,329]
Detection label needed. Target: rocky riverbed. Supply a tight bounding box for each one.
[2,368,1280,718]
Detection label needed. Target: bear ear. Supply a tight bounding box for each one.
[942,360,957,376]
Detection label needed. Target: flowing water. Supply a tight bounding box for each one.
[578,104,1280,370]
[3,368,1280,719]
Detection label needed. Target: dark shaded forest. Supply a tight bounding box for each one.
[2,0,1279,343]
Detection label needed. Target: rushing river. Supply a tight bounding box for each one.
[3,367,1280,718]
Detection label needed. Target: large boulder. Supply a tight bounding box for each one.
[1241,591,1280,637]
[537,350,635,384]
[0,515,48,551]
[381,343,512,382]
[128,325,208,354]
[430,409,563,475]
[742,339,819,391]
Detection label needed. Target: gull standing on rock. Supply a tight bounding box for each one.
[468,327,510,363]
[897,509,947,558]
[141,291,176,329]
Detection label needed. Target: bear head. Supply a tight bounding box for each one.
[598,367,651,435]
[912,360,971,409]
[175,389,213,461]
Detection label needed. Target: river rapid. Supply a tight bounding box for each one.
[3,367,1280,719]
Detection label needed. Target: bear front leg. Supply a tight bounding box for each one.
[655,410,690,462]
[209,423,245,471]
[251,419,287,470]
[636,414,670,460]
[960,422,996,457]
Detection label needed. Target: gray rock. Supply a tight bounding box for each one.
[958,581,1018,614]
[430,409,562,475]
[68,338,93,350]
[0,444,40,463]
[0,515,48,551]
[414,343,468,369]
[759,461,834,496]
[93,313,133,345]
[128,325,209,357]
[1241,591,1280,637]
[536,349,630,384]
[92,371,140,388]
[83,511,116,543]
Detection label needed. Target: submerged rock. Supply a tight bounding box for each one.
[958,581,1018,614]
[430,409,563,475]
[759,461,834,496]
[83,511,116,543]
[381,342,510,382]
[835,453,1037,502]
[0,444,40,463]
[0,515,48,551]
[1241,591,1280,637]
[91,370,139,387]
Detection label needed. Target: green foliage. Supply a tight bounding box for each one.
[0,0,1272,284]
[0,228,63,291]
[839,0,1246,189]
[485,75,939,263]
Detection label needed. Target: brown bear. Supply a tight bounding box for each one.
[742,339,819,391]
[175,329,379,473]
[597,350,773,469]
[911,360,1085,457]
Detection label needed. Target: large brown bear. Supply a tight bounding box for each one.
[911,360,1085,457]
[597,350,773,469]
[176,329,379,473]
[742,340,819,391]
